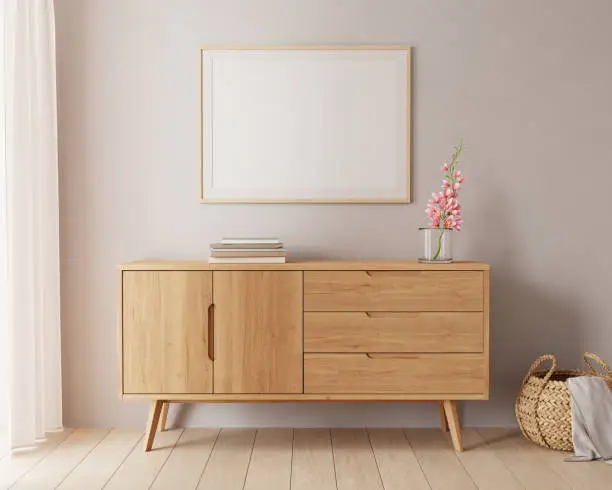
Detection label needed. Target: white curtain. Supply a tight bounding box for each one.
[1,0,62,449]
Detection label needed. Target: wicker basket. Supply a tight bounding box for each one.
[515,352,612,451]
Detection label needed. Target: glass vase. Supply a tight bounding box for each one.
[418,227,453,263]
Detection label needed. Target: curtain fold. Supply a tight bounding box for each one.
[1,0,62,450]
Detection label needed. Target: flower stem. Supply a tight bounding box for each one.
[432,230,444,260]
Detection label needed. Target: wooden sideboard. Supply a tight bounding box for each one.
[117,260,490,452]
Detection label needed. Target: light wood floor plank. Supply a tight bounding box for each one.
[150,428,220,490]
[12,429,109,490]
[367,428,430,490]
[197,428,256,490]
[244,429,293,490]
[476,428,570,489]
[531,444,612,490]
[291,429,336,490]
[0,429,72,489]
[484,428,612,490]
[104,428,183,490]
[1,427,609,489]
[57,429,142,490]
[331,428,384,490]
[406,428,476,490]
[454,429,522,490]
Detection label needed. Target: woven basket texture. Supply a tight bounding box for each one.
[515,352,612,452]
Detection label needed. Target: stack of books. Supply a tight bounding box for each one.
[208,238,286,263]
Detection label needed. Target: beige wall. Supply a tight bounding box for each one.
[55,0,612,428]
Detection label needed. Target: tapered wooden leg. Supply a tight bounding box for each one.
[437,401,449,432]
[144,400,164,452]
[157,402,169,432]
[442,400,463,452]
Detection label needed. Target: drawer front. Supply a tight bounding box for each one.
[304,312,484,353]
[304,353,486,394]
[303,271,483,311]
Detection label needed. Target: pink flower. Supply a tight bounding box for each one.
[443,216,455,228]
[424,142,465,232]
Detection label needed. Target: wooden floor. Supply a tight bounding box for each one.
[0,428,610,489]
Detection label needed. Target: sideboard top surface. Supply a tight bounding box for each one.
[118,260,490,271]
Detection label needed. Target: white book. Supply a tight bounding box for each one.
[208,256,287,264]
[210,248,287,253]
[220,238,281,245]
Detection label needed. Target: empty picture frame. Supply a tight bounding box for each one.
[200,46,412,203]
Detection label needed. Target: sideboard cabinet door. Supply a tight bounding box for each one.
[213,271,303,394]
[122,271,213,394]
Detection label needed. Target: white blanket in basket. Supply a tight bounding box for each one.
[565,376,612,464]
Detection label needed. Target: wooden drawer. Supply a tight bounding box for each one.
[304,312,484,353]
[303,271,483,311]
[304,353,486,394]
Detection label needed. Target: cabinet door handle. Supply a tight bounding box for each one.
[366,353,421,360]
[207,304,214,361]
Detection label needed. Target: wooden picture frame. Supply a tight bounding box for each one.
[199,46,412,203]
